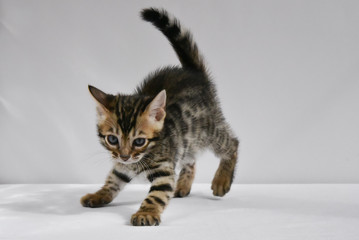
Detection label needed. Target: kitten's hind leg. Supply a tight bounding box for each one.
[81,168,131,208]
[210,127,239,197]
[175,163,196,198]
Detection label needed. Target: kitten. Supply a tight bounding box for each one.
[81,8,239,226]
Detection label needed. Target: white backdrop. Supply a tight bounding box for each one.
[1,0,358,184]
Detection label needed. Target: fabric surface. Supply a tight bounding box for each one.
[0,184,358,240]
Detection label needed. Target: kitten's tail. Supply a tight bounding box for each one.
[141,8,206,73]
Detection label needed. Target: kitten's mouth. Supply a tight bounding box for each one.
[117,159,140,165]
[116,159,138,165]
[113,155,142,165]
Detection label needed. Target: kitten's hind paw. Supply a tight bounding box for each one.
[80,193,112,208]
[211,175,232,197]
[131,212,161,226]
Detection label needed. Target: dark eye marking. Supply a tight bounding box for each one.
[148,137,160,142]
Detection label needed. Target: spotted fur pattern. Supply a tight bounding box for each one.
[81,8,239,226]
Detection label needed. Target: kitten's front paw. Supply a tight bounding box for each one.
[211,175,232,197]
[80,193,111,208]
[174,185,191,198]
[131,211,161,226]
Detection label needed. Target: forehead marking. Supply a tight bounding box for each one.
[116,97,143,136]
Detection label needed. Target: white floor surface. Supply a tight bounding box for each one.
[0,184,358,240]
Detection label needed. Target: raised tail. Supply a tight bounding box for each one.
[141,8,206,73]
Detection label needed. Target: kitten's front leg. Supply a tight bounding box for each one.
[131,167,175,226]
[81,168,132,208]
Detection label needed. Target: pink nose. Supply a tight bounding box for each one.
[120,155,130,161]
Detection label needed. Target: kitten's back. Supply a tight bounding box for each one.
[136,67,212,100]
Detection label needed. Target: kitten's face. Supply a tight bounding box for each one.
[97,110,160,164]
[88,86,166,164]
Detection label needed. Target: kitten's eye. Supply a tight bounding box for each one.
[133,138,146,147]
[106,135,119,145]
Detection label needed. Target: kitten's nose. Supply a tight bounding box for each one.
[120,155,130,161]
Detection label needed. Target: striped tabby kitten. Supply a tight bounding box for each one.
[81,8,239,226]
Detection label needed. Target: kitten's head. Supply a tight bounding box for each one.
[88,85,166,164]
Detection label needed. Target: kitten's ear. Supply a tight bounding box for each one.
[146,90,167,124]
[88,85,115,112]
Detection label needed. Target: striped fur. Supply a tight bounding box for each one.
[82,8,239,226]
[141,8,206,73]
